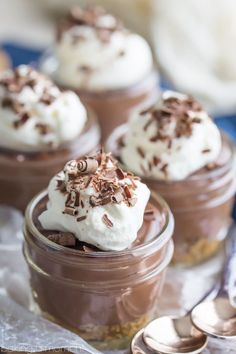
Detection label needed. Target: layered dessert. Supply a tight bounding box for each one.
[23,151,174,350]
[41,5,158,141]
[107,91,236,265]
[0,65,100,211]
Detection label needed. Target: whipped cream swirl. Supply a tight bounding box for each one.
[39,151,150,251]
[54,6,154,90]
[120,91,222,181]
[0,65,87,152]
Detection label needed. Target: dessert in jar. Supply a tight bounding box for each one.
[0,65,100,211]
[41,5,159,141]
[23,151,174,350]
[107,91,236,265]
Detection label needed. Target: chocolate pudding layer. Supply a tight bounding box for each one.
[40,5,159,141]
[107,125,236,266]
[23,152,174,350]
[0,110,100,211]
[75,71,158,142]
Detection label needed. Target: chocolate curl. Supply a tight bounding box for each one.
[77,158,98,174]
[47,232,76,247]
[128,197,137,207]
[63,206,78,216]
[112,189,124,203]
[64,160,78,179]
[102,214,113,228]
[65,191,76,208]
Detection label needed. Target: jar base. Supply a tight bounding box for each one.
[38,307,150,351]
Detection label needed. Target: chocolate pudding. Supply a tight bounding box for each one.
[107,91,236,265]
[40,6,159,141]
[23,152,174,350]
[0,66,100,211]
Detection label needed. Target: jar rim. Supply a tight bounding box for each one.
[107,124,236,183]
[24,189,174,259]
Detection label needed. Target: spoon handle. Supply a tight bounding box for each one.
[219,225,236,298]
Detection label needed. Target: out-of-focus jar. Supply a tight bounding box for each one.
[23,190,174,350]
[107,126,236,266]
[0,111,100,212]
[41,53,158,143]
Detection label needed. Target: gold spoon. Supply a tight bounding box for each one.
[191,226,236,339]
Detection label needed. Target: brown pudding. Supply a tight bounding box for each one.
[107,126,236,266]
[74,71,158,142]
[23,152,174,350]
[0,111,100,212]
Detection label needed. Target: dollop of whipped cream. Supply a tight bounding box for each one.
[0,65,87,152]
[39,151,150,251]
[54,6,153,90]
[120,91,222,181]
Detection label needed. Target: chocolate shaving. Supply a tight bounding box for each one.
[161,163,168,174]
[144,209,155,221]
[137,147,145,158]
[47,232,76,247]
[142,94,204,146]
[192,118,202,123]
[78,65,94,74]
[102,214,113,228]
[74,192,80,207]
[128,197,137,207]
[111,189,124,203]
[2,97,13,108]
[63,207,78,216]
[202,148,211,153]
[40,93,55,105]
[167,140,172,149]
[124,185,132,199]
[153,156,161,166]
[13,112,30,129]
[77,215,87,222]
[35,123,51,135]
[77,158,99,174]
[116,168,125,180]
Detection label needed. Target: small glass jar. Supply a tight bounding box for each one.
[0,110,100,212]
[107,126,236,266]
[40,53,159,142]
[23,191,174,350]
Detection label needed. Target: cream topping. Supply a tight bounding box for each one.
[39,151,150,251]
[54,6,154,90]
[0,65,87,152]
[120,91,222,180]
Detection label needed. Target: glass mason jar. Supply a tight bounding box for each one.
[23,191,174,350]
[0,110,100,212]
[107,126,236,266]
[40,52,159,142]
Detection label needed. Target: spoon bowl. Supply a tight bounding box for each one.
[191,296,236,339]
[143,315,208,354]
[131,329,154,354]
